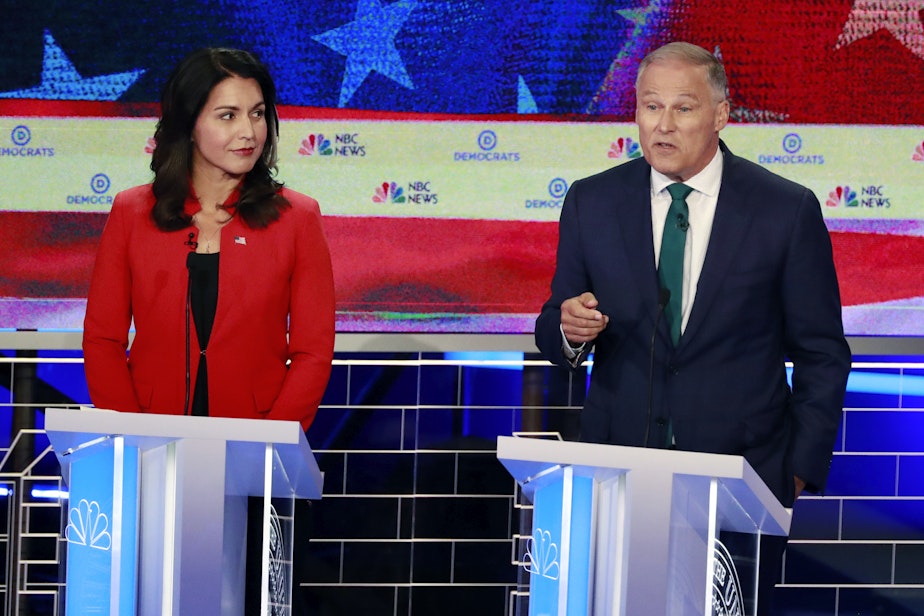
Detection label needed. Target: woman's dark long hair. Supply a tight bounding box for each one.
[150,48,289,231]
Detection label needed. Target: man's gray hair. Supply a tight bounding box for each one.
[636,42,729,102]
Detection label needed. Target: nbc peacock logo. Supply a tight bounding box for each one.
[913,140,924,162]
[523,528,560,580]
[608,137,642,160]
[825,185,858,208]
[65,499,112,551]
[299,133,333,156]
[372,181,406,204]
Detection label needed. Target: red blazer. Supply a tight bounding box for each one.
[83,184,335,429]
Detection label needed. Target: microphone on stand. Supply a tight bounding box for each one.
[644,288,671,448]
[183,250,195,415]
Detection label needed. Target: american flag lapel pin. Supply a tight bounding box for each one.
[234,236,247,245]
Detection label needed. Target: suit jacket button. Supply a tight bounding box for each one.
[655,417,667,426]
[668,364,679,375]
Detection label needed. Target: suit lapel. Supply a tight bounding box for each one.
[613,161,665,335]
[680,145,752,348]
[209,216,248,342]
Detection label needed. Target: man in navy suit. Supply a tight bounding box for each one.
[535,42,851,614]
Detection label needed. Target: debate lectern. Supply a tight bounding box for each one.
[497,436,792,616]
[44,407,323,616]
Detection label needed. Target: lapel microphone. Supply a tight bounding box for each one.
[644,288,672,447]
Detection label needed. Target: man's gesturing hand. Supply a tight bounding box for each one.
[561,292,609,345]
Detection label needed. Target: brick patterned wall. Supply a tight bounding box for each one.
[2,349,924,615]
[299,354,562,615]
[777,362,924,615]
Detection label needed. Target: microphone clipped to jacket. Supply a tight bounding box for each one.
[644,288,671,448]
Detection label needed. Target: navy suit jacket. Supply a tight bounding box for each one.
[535,142,851,506]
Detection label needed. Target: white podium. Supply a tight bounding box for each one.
[497,436,791,616]
[45,407,323,616]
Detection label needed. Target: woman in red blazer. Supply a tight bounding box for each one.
[83,48,334,430]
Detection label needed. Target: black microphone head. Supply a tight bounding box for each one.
[658,288,671,308]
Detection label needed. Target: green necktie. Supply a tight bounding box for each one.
[658,183,693,345]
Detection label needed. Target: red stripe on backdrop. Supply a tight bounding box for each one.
[831,231,924,307]
[0,212,561,314]
[0,212,922,317]
[0,100,160,118]
[326,217,559,313]
[0,211,106,297]
[0,99,618,124]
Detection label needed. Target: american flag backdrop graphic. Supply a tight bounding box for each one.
[1,0,922,333]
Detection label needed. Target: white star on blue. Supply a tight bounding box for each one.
[0,30,144,101]
[312,0,418,107]
[517,76,538,114]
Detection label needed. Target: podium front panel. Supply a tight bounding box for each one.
[63,437,139,616]
[667,475,713,616]
[711,478,764,616]
[261,496,295,615]
[497,436,790,616]
[524,466,596,616]
[252,443,299,616]
[46,408,323,616]
[669,475,766,616]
